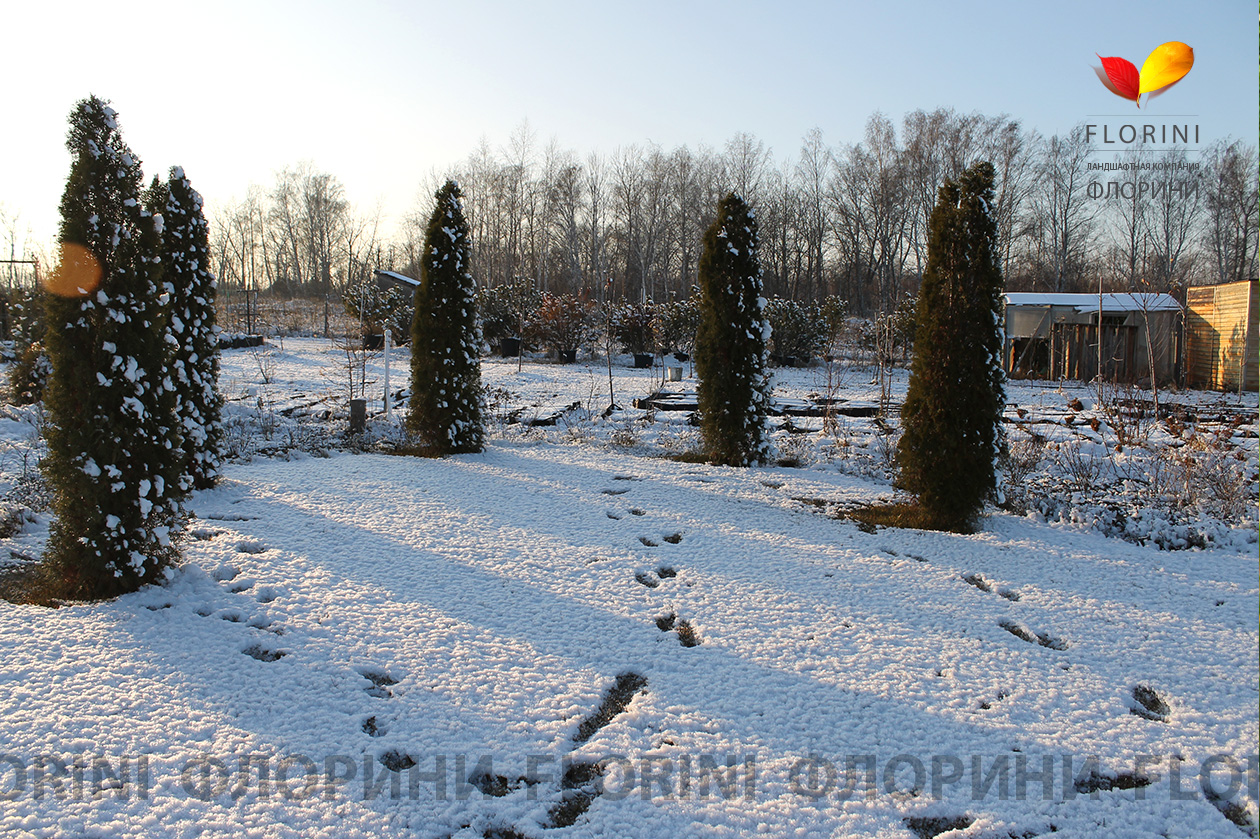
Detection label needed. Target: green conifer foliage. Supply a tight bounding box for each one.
[408,180,484,454]
[897,162,1006,532]
[160,167,223,490]
[695,193,770,466]
[42,96,181,598]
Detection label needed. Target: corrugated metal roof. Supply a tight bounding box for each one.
[1003,292,1181,313]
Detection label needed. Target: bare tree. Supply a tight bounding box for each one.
[1203,140,1259,285]
[1025,125,1097,292]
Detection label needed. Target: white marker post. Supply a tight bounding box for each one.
[383,329,391,420]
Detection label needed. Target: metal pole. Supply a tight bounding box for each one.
[383,328,391,420]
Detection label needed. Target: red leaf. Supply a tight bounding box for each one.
[1096,54,1140,103]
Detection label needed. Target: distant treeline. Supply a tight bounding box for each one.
[207,109,1259,315]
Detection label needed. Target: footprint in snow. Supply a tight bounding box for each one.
[362,716,387,737]
[600,488,630,496]
[211,564,240,583]
[964,573,1020,601]
[606,512,622,520]
[1129,684,1170,722]
[378,749,415,772]
[634,571,659,588]
[638,536,658,547]
[236,540,268,555]
[358,667,400,698]
[242,644,286,662]
[188,527,222,541]
[255,586,279,604]
[628,508,646,517]
[998,619,1067,651]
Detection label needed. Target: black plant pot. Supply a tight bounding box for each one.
[500,337,522,358]
[633,353,654,369]
[558,349,577,364]
[362,334,385,350]
[672,352,689,363]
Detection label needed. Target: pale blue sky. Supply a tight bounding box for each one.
[2,0,1255,245]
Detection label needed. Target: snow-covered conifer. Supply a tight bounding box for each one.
[695,193,770,467]
[158,167,223,490]
[408,180,484,454]
[42,96,181,598]
[897,162,1006,532]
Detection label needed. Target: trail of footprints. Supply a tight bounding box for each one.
[606,476,701,649]
[457,672,650,837]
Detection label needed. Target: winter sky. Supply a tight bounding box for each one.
[2,0,1256,246]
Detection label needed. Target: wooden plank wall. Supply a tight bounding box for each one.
[1186,280,1258,391]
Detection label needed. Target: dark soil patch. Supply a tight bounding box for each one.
[963,573,991,592]
[1130,684,1170,721]
[1073,770,1151,793]
[362,716,384,737]
[546,761,604,828]
[1205,787,1255,832]
[999,619,1036,643]
[573,672,648,746]
[904,815,974,838]
[378,749,416,772]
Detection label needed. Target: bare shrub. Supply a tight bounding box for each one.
[1054,439,1104,492]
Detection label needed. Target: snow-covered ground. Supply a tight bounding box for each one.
[0,338,1255,838]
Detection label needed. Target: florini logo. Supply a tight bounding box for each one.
[1093,42,1194,108]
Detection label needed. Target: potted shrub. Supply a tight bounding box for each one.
[479,280,540,358]
[653,293,700,363]
[531,292,594,363]
[613,300,656,368]
[766,297,827,366]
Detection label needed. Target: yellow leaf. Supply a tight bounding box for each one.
[1139,41,1193,95]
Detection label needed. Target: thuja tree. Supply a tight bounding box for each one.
[897,161,1006,532]
[408,180,484,454]
[42,96,181,598]
[695,193,770,466]
[157,167,223,490]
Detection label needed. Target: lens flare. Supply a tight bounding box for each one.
[44,242,103,297]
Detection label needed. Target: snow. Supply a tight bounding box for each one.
[1004,293,1183,314]
[0,338,1254,838]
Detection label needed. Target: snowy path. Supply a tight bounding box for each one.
[0,443,1255,838]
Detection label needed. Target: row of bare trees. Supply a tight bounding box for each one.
[209,162,384,298]
[203,111,1257,318]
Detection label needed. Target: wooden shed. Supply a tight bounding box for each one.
[1185,279,1258,392]
[1002,292,1182,385]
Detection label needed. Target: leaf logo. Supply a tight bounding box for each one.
[1094,41,1194,107]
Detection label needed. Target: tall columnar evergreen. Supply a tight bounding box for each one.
[42,96,182,598]
[695,193,770,467]
[897,161,1006,532]
[158,167,223,490]
[408,180,484,454]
